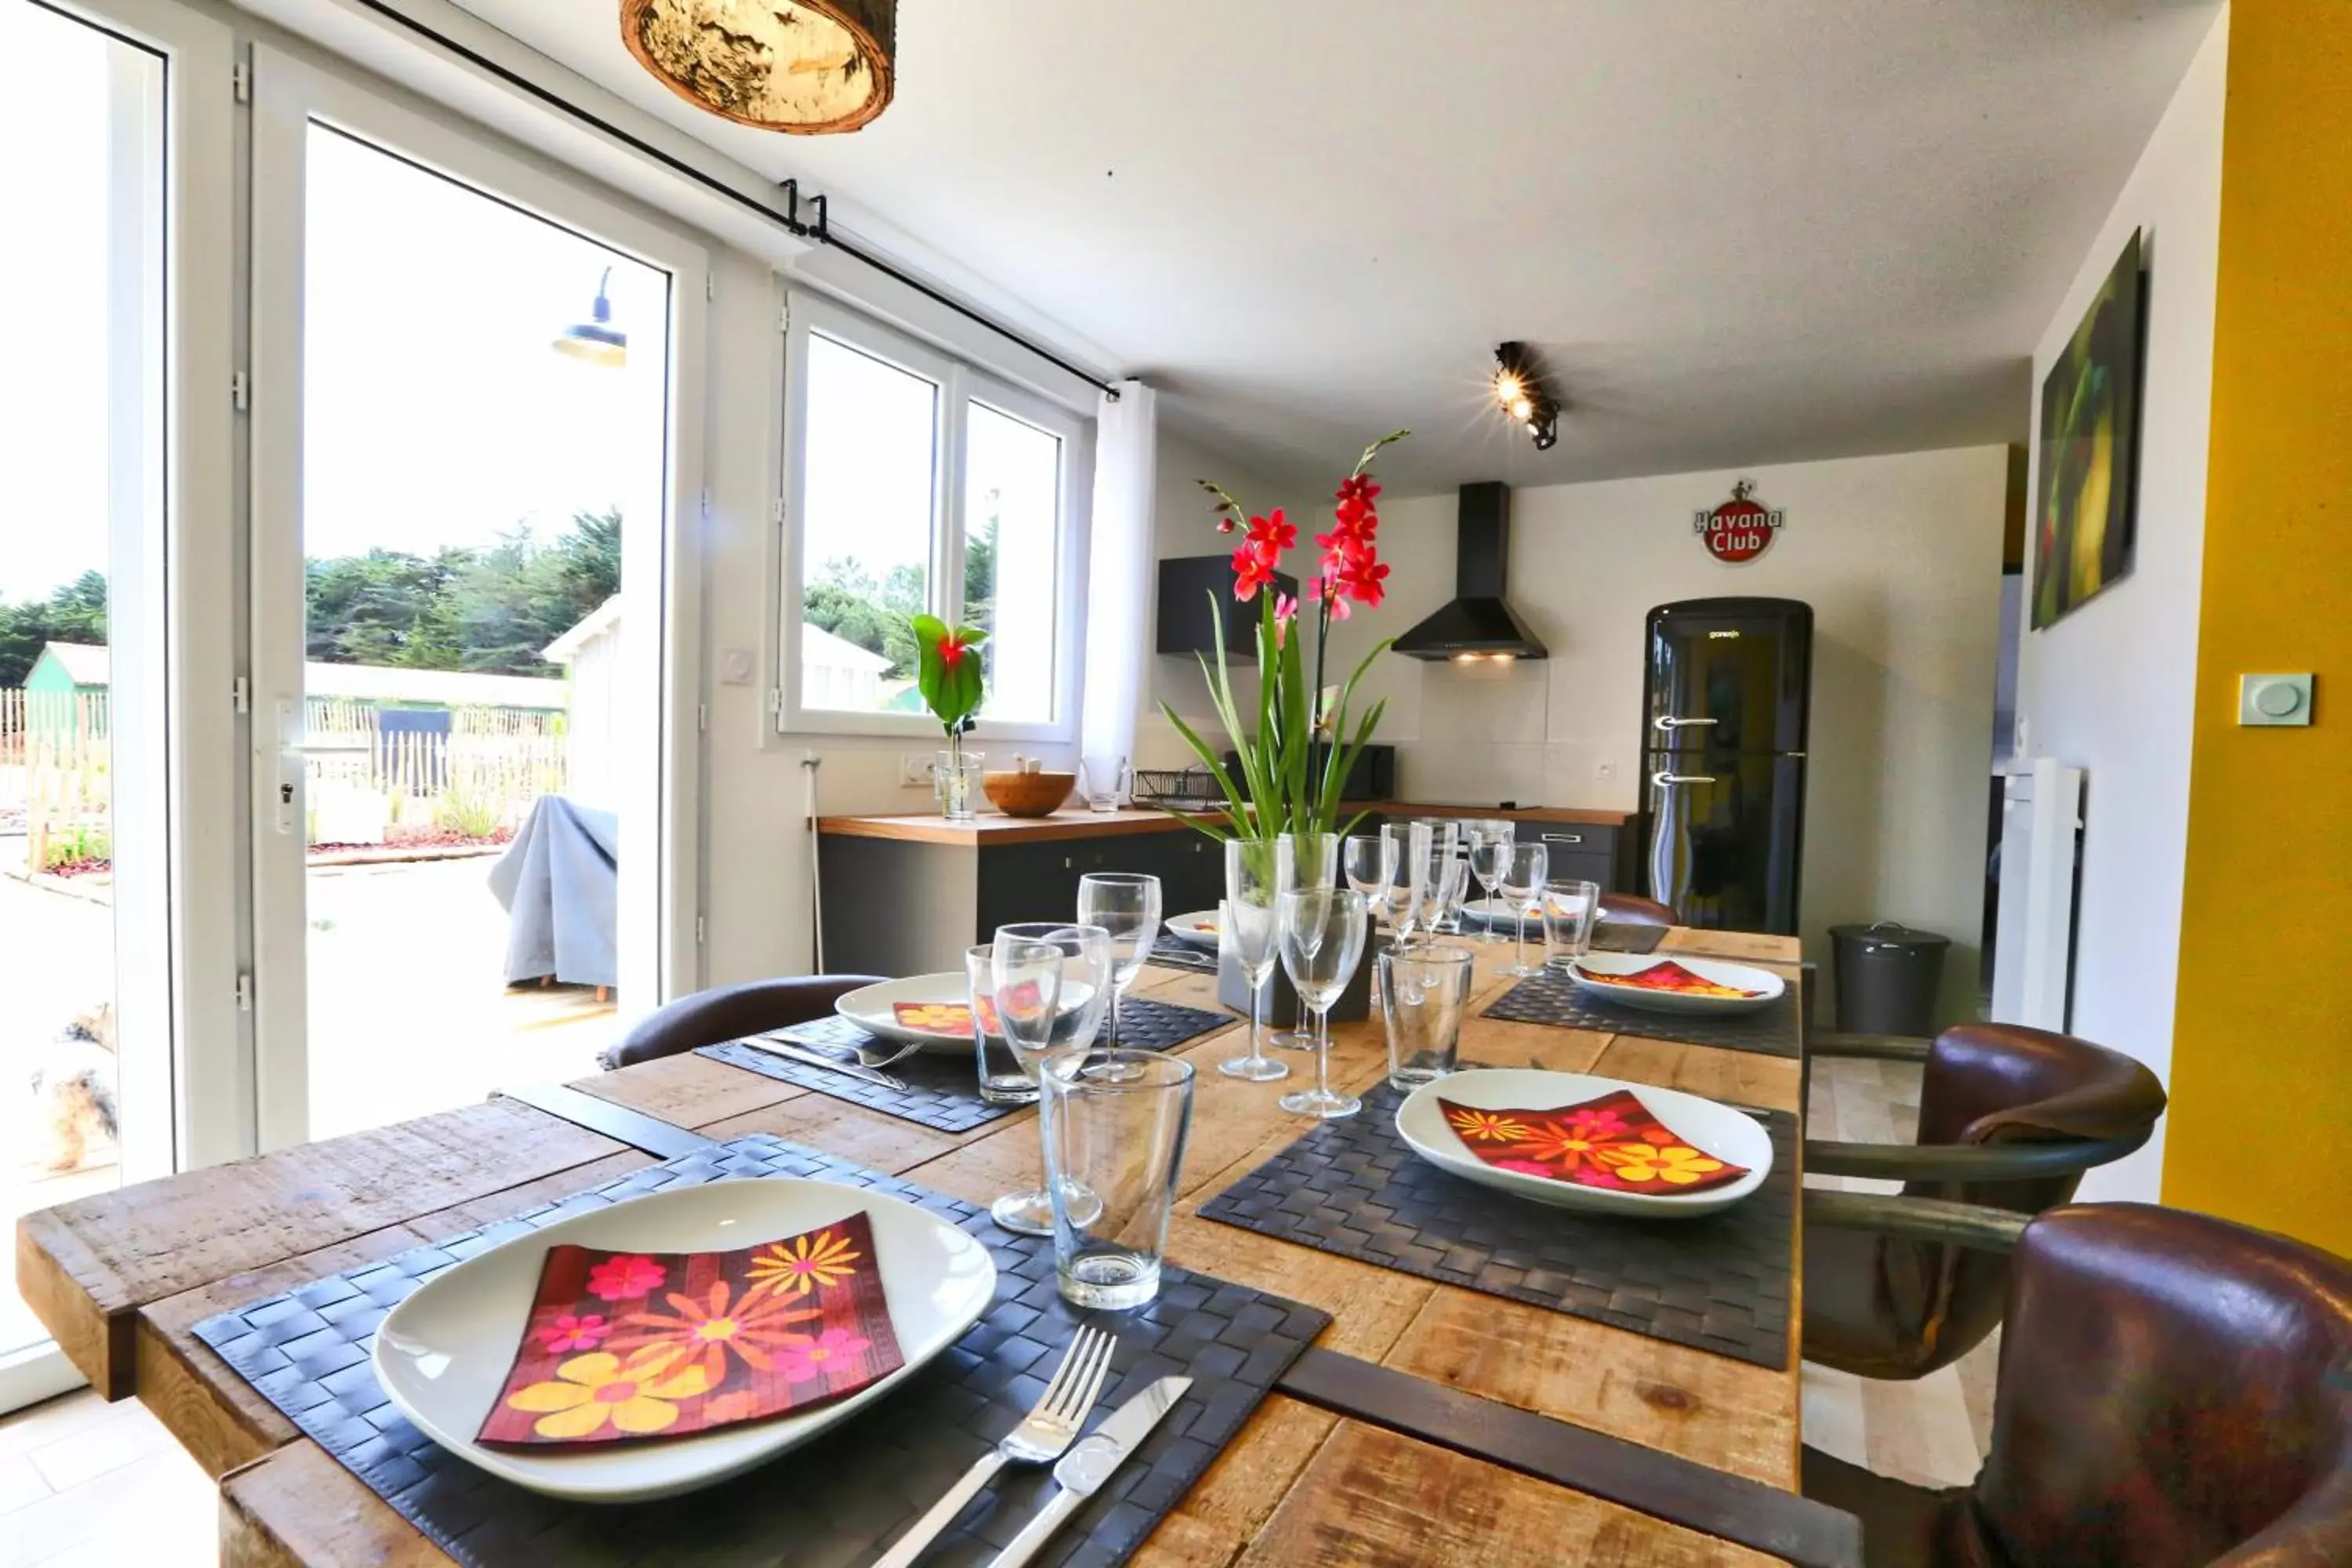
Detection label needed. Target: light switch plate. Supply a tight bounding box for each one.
[2239,673,2314,727]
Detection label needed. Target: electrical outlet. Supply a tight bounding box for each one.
[899,753,936,787]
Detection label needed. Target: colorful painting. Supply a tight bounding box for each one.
[1437,1089,1750,1195]
[2032,230,2146,630]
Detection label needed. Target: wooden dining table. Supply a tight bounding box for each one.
[16,925,1825,1566]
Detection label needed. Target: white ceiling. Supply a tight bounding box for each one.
[447,0,2220,492]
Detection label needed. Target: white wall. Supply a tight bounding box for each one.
[1356,447,2011,1020]
[2015,12,2227,1203]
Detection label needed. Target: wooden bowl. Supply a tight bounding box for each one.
[982,771,1075,818]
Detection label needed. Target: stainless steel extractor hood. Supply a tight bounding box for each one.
[1392,481,1549,660]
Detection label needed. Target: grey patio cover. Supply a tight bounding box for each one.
[488,794,619,989]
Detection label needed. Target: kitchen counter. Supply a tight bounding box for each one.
[815,801,1634,846]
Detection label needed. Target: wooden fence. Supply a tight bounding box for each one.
[0,690,112,869]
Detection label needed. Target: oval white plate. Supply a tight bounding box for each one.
[1165,910,1220,947]
[1564,951,1785,1016]
[372,1179,997,1502]
[1395,1068,1772,1218]
[835,974,979,1053]
[1461,896,1530,928]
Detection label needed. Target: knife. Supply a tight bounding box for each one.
[982,1374,1192,1568]
[744,1034,911,1093]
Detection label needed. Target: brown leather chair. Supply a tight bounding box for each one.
[1804,1203,2352,1567]
[600,975,886,1069]
[1598,891,1680,926]
[1803,1022,2166,1380]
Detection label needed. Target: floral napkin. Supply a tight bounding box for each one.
[891,997,1003,1036]
[477,1212,904,1449]
[1436,1088,1749,1196]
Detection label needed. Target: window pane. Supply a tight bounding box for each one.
[964,401,1062,724]
[800,334,937,713]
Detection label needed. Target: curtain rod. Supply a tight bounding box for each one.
[347,0,1120,400]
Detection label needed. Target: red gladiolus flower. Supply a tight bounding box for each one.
[938,633,970,668]
[1232,545,1274,601]
[1245,509,1297,555]
[1340,556,1390,609]
[1272,592,1298,648]
[1334,475,1381,506]
[1214,515,1237,535]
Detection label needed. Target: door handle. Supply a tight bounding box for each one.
[1652,716,1719,731]
[1651,771,1717,787]
[1540,832,1584,845]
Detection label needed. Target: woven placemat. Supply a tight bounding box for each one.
[700,999,1233,1135]
[195,1134,1328,1568]
[1480,969,1802,1058]
[1199,1081,1795,1369]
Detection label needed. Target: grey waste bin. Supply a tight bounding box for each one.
[1829,921,1951,1036]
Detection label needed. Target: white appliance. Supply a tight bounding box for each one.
[1989,758,2083,1031]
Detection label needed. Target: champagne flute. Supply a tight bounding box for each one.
[1077,871,1161,1077]
[1218,840,1287,1082]
[989,922,1112,1235]
[1269,831,1338,1050]
[1276,887,1370,1120]
[1470,833,1512,945]
[1497,842,1552,978]
[1344,833,1396,929]
[1382,821,1432,943]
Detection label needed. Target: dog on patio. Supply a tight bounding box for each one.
[27,1003,117,1172]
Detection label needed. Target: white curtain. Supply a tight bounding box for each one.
[1079,379,1156,768]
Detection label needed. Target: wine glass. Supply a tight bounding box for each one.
[1269,832,1338,1051]
[1218,840,1287,1082]
[1497,842,1552,977]
[1381,821,1432,942]
[1344,833,1396,929]
[1077,871,1162,1075]
[1469,833,1512,945]
[989,921,1113,1235]
[1276,887,1370,1120]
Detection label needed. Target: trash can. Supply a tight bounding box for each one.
[1829,921,1951,1037]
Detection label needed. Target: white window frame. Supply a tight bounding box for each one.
[776,290,1091,744]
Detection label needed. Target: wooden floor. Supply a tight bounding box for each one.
[0,1054,1994,1566]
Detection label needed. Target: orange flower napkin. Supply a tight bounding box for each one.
[891,997,1003,1036]
[477,1212,904,1449]
[1577,960,1766,999]
[1436,1089,1749,1196]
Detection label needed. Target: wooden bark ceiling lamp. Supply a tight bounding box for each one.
[619,0,895,135]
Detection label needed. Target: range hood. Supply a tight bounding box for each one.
[1392,481,1549,660]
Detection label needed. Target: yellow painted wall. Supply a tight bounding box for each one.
[2164,0,2352,1254]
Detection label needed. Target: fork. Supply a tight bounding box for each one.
[759,1027,927,1071]
[871,1325,1116,1568]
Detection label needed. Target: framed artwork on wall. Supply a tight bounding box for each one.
[2031,228,2146,630]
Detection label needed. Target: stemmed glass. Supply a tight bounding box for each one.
[988,921,1112,1236]
[1269,832,1338,1051]
[1077,871,1161,1076]
[1469,832,1512,945]
[1276,887,1370,1120]
[1497,842,1552,978]
[1381,821,1433,943]
[1218,840,1287,1082]
[1344,833,1397,930]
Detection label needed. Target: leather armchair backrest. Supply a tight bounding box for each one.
[1597,892,1680,927]
[604,975,889,1068]
[1976,1204,2352,1568]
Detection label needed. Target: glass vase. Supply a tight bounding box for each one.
[935,748,985,820]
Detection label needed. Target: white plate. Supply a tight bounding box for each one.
[372,1180,997,1502]
[1461,896,1530,927]
[834,974,981,1053]
[1563,951,1785,1016]
[1395,1068,1773,1218]
[1165,910,1220,947]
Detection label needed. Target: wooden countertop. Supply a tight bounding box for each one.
[817,802,1635,845]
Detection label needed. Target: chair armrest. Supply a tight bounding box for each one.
[1807,1031,1933,1062]
[1803,1189,2028,1254]
[1805,1131,2149,1182]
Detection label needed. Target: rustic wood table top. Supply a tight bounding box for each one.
[17,926,1806,1567]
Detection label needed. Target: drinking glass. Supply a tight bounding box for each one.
[1434,844,1473,935]
[1497,842,1551,978]
[1343,833,1396,928]
[988,921,1113,1236]
[1080,755,1129,811]
[1040,1051,1194,1309]
[1401,822,1460,943]
[1269,832,1339,1050]
[1541,878,1602,970]
[1381,821,1433,942]
[1219,841,1287,1082]
[1465,824,1512,942]
[965,942,1035,1105]
[1276,886,1370,1120]
[1379,943,1476,1091]
[1077,872,1162,1062]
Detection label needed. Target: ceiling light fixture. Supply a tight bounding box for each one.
[619,0,896,136]
[553,267,627,367]
[1492,341,1562,451]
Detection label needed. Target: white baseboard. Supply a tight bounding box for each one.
[0,1341,88,1415]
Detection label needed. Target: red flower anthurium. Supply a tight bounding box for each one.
[910,613,987,736]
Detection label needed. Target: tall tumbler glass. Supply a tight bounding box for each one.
[1269,832,1340,1050]
[1276,886,1370,1120]
[1541,878,1602,970]
[1218,840,1287,1082]
[1497,842,1551,978]
[988,922,1112,1236]
[1040,1051,1194,1309]
[1077,872,1162,1068]
[1381,821,1434,943]
[965,942,1036,1105]
[1379,943,1476,1091]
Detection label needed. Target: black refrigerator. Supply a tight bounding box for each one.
[1635,597,1812,935]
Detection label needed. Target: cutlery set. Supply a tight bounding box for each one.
[747,1029,922,1091]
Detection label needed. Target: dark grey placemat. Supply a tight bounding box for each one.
[195,1134,1328,1568]
[1199,1081,1795,1369]
[1480,968,1802,1058]
[700,999,1234,1135]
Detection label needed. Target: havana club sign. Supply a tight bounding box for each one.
[1693,479,1784,564]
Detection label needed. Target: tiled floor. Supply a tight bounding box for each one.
[0,1049,1995,1566]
